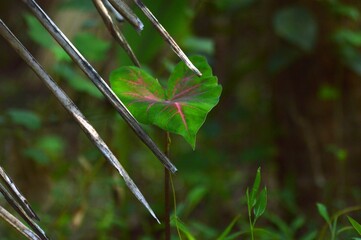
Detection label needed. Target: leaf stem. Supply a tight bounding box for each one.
[249,214,254,240]
[170,174,182,239]
[247,192,255,240]
[165,131,171,240]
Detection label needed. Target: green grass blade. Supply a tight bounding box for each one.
[217,215,241,240]
[317,203,331,224]
[250,167,261,208]
[348,216,361,235]
[171,215,196,240]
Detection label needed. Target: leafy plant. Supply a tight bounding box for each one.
[110,55,221,238]
[216,215,241,240]
[317,203,336,240]
[110,55,222,149]
[246,167,267,240]
[317,203,361,239]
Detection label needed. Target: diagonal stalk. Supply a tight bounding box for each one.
[0,166,39,221]
[93,0,141,67]
[21,0,177,173]
[0,20,159,223]
[0,205,41,240]
[107,0,144,32]
[131,0,202,77]
[103,0,125,22]
[0,183,48,240]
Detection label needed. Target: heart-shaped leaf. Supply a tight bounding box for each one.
[110,56,222,149]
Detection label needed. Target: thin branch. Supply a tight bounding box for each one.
[131,0,202,77]
[103,0,124,23]
[0,183,48,240]
[93,0,141,67]
[0,205,40,240]
[0,20,160,223]
[21,0,177,174]
[107,0,144,32]
[0,166,39,220]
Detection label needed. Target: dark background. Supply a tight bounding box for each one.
[1,0,361,239]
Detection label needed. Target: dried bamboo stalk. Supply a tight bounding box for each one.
[131,0,202,77]
[107,0,144,31]
[0,19,160,223]
[93,0,141,67]
[0,183,48,240]
[21,0,177,173]
[0,205,40,240]
[103,0,124,22]
[0,166,39,220]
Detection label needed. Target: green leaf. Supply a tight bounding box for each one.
[300,230,317,240]
[185,186,208,215]
[184,37,215,55]
[52,46,72,62]
[54,64,103,98]
[37,135,65,159]
[246,188,252,212]
[217,215,241,240]
[254,187,267,220]
[273,6,317,51]
[24,14,70,62]
[171,215,196,240]
[333,29,361,47]
[223,232,242,240]
[348,216,361,235]
[253,228,280,239]
[23,148,49,165]
[110,56,222,149]
[317,203,331,224]
[265,213,292,238]
[250,167,261,208]
[338,45,361,76]
[24,14,53,48]
[329,2,360,21]
[291,216,306,231]
[22,135,65,165]
[74,33,111,62]
[7,109,41,130]
[191,221,218,239]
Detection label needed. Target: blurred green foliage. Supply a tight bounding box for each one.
[0,0,361,239]
[273,6,317,51]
